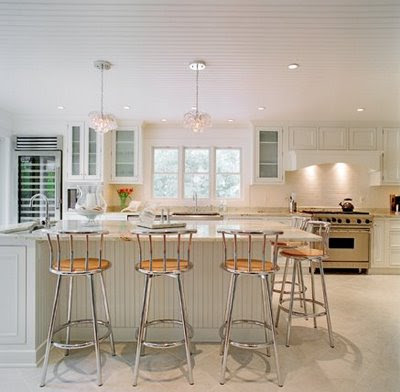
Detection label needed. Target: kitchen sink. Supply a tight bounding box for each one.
[170,212,223,220]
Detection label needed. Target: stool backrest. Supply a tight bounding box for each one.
[218,229,284,273]
[304,221,331,255]
[46,229,108,273]
[291,216,310,230]
[131,228,197,272]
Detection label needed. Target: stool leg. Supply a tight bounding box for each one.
[275,257,289,328]
[319,260,334,348]
[133,274,152,387]
[100,272,116,356]
[88,274,102,386]
[260,275,271,357]
[177,274,194,385]
[264,275,283,387]
[298,262,308,320]
[220,274,235,356]
[310,260,317,328]
[286,259,297,347]
[65,276,73,356]
[220,273,238,385]
[40,275,62,387]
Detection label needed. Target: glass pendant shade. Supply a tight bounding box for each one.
[183,61,211,133]
[88,112,118,134]
[183,110,212,133]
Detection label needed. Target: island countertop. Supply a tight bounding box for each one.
[6,219,322,242]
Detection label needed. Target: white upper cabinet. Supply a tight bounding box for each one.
[254,127,283,183]
[66,123,103,182]
[110,127,142,183]
[289,127,317,150]
[319,127,347,150]
[349,128,377,150]
[382,128,400,184]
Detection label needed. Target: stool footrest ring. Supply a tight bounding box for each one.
[278,298,327,318]
[219,319,274,350]
[273,280,307,295]
[51,319,112,350]
[136,318,194,349]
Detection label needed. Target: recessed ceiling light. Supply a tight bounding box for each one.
[123,105,131,110]
[57,105,65,110]
[161,118,167,122]
[228,119,234,122]
[288,63,299,70]
[257,106,266,111]
[357,108,365,112]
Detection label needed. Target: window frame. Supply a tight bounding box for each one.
[183,147,211,200]
[215,147,242,200]
[151,146,180,199]
[151,145,243,202]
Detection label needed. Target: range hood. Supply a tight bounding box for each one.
[287,150,382,172]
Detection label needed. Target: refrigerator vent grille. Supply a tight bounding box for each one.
[14,136,63,150]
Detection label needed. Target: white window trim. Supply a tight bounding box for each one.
[151,145,243,203]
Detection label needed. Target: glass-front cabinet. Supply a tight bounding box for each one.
[66,123,103,181]
[110,127,141,183]
[254,127,283,183]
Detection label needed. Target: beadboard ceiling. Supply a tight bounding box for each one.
[0,0,399,124]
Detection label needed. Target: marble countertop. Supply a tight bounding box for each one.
[0,219,321,242]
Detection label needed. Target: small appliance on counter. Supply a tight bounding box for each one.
[390,194,400,213]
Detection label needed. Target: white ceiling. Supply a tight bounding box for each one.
[0,0,399,124]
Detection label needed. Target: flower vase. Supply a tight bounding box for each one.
[119,195,128,210]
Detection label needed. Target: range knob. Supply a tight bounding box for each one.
[326,218,331,222]
[318,218,322,221]
[365,219,370,224]
[346,219,351,224]
[357,219,362,224]
[332,218,336,222]
[337,218,342,223]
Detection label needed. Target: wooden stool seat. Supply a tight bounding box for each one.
[272,240,303,248]
[224,259,276,273]
[137,258,190,272]
[56,258,111,273]
[280,247,323,259]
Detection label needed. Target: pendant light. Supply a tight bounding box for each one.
[183,61,212,133]
[88,60,118,134]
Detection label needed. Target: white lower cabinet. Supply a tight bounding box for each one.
[370,218,400,273]
[0,246,26,344]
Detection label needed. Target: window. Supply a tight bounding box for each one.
[184,148,210,198]
[216,149,241,198]
[153,148,179,198]
[152,147,241,200]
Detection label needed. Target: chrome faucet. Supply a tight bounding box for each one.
[193,192,198,213]
[30,193,51,229]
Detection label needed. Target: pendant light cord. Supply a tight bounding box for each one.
[100,64,104,117]
[195,66,199,115]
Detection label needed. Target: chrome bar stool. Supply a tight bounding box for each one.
[131,228,197,386]
[275,221,334,348]
[41,228,115,387]
[273,216,310,307]
[218,228,283,387]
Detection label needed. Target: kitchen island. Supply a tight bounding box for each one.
[0,219,320,367]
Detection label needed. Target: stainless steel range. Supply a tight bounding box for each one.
[301,209,372,271]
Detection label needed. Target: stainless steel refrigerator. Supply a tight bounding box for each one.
[12,136,62,223]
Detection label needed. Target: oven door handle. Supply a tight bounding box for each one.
[330,229,370,233]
